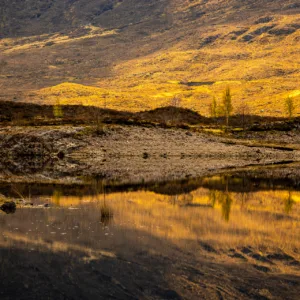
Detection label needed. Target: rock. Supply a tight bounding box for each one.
[251,25,274,36]
[254,16,274,24]
[142,152,149,159]
[285,3,300,9]
[200,34,220,46]
[242,34,254,42]
[156,289,182,300]
[269,27,296,36]
[266,252,294,261]
[0,201,16,214]
[253,264,271,273]
[57,151,65,159]
[230,29,248,36]
[229,252,247,260]
[9,135,50,157]
[241,247,253,254]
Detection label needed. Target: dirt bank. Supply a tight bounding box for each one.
[0,124,299,184]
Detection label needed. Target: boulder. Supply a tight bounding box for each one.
[1,201,16,214]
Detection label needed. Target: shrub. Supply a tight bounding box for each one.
[209,97,217,119]
[222,86,233,129]
[53,100,63,118]
[284,96,295,119]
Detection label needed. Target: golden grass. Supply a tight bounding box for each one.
[32,25,300,116]
[1,9,299,117]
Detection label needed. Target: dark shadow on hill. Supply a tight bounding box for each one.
[1,101,300,129]
[0,0,168,38]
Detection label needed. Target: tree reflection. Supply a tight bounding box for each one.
[98,182,113,226]
[53,190,62,206]
[170,194,193,206]
[100,204,114,226]
[209,190,217,208]
[221,192,232,222]
[284,191,295,214]
[208,177,233,222]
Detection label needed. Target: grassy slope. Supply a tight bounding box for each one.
[0,0,299,116]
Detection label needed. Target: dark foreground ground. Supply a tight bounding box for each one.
[1,238,299,300]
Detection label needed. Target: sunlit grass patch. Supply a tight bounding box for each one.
[202,128,225,134]
[15,12,299,118]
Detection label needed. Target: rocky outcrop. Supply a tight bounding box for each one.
[0,134,51,158]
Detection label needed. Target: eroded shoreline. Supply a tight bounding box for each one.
[1,124,300,185]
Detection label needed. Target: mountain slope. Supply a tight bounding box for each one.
[0,0,299,116]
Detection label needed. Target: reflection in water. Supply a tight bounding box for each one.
[100,192,114,226]
[52,189,62,207]
[284,190,295,214]
[0,175,299,299]
[170,193,193,206]
[52,183,115,226]
[0,201,16,214]
[222,192,232,222]
[100,204,114,226]
[0,176,299,271]
[209,190,233,221]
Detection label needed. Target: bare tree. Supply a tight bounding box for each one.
[222,86,233,130]
[284,96,295,119]
[209,97,217,119]
[170,95,181,107]
[236,99,250,130]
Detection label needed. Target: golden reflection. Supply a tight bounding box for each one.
[284,191,296,214]
[100,191,114,226]
[208,190,233,221]
[52,190,62,207]
[0,182,299,273]
[44,187,300,251]
[221,193,233,222]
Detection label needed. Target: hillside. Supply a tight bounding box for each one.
[0,0,299,116]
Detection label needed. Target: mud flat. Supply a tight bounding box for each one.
[0,125,299,185]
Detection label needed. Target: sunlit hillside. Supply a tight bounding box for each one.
[0,0,299,116]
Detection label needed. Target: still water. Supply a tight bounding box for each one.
[0,175,299,299]
[1,176,299,256]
